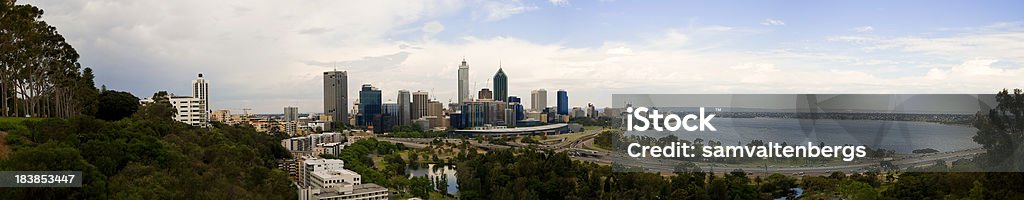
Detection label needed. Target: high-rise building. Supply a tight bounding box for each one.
[397,90,411,126]
[412,91,429,119]
[504,108,516,128]
[478,88,493,100]
[192,73,209,110]
[572,107,585,118]
[284,106,299,135]
[284,106,299,122]
[426,100,444,117]
[169,96,207,127]
[169,73,210,128]
[557,90,568,115]
[460,101,498,128]
[531,89,547,111]
[507,96,524,121]
[323,70,348,127]
[457,59,470,104]
[493,67,507,102]
[357,84,381,130]
[382,101,398,132]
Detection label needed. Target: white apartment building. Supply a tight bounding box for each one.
[302,158,346,187]
[162,73,210,128]
[309,169,361,190]
[299,158,389,200]
[169,96,208,127]
[282,132,346,153]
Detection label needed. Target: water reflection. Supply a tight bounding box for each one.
[406,163,459,195]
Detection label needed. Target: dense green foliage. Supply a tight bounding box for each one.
[456,148,768,200]
[323,137,447,198]
[323,138,398,187]
[95,90,139,121]
[0,108,295,199]
[974,88,1024,170]
[456,148,1024,200]
[593,129,620,150]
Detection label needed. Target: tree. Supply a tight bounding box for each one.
[1,0,95,118]
[839,181,878,200]
[95,90,138,121]
[409,176,433,198]
[134,99,174,121]
[763,173,795,198]
[973,88,1024,170]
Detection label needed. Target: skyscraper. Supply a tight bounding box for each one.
[478,88,493,100]
[531,89,547,111]
[358,84,381,129]
[493,67,507,102]
[412,91,429,119]
[284,106,299,135]
[557,90,568,115]
[169,73,210,128]
[192,73,209,127]
[192,73,209,110]
[397,90,411,126]
[458,59,470,104]
[324,70,348,127]
[426,100,444,117]
[284,106,299,122]
[508,96,524,121]
[381,101,398,132]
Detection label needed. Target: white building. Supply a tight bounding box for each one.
[299,158,389,200]
[167,73,210,128]
[169,96,207,127]
[282,132,346,153]
[309,169,361,189]
[299,183,389,200]
[302,158,346,187]
[316,142,345,157]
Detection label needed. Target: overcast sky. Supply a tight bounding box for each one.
[19,0,1024,114]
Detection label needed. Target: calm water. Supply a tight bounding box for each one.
[630,118,981,153]
[406,164,459,195]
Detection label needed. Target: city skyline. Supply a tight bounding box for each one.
[20,0,1024,113]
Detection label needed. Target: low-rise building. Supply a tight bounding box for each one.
[299,158,389,200]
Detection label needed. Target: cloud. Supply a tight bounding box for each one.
[852,32,1024,61]
[853,26,874,33]
[422,21,445,34]
[20,1,1023,113]
[549,0,570,7]
[761,18,785,26]
[605,46,633,55]
[298,27,332,35]
[477,0,538,21]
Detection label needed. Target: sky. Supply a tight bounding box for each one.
[19,0,1024,114]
